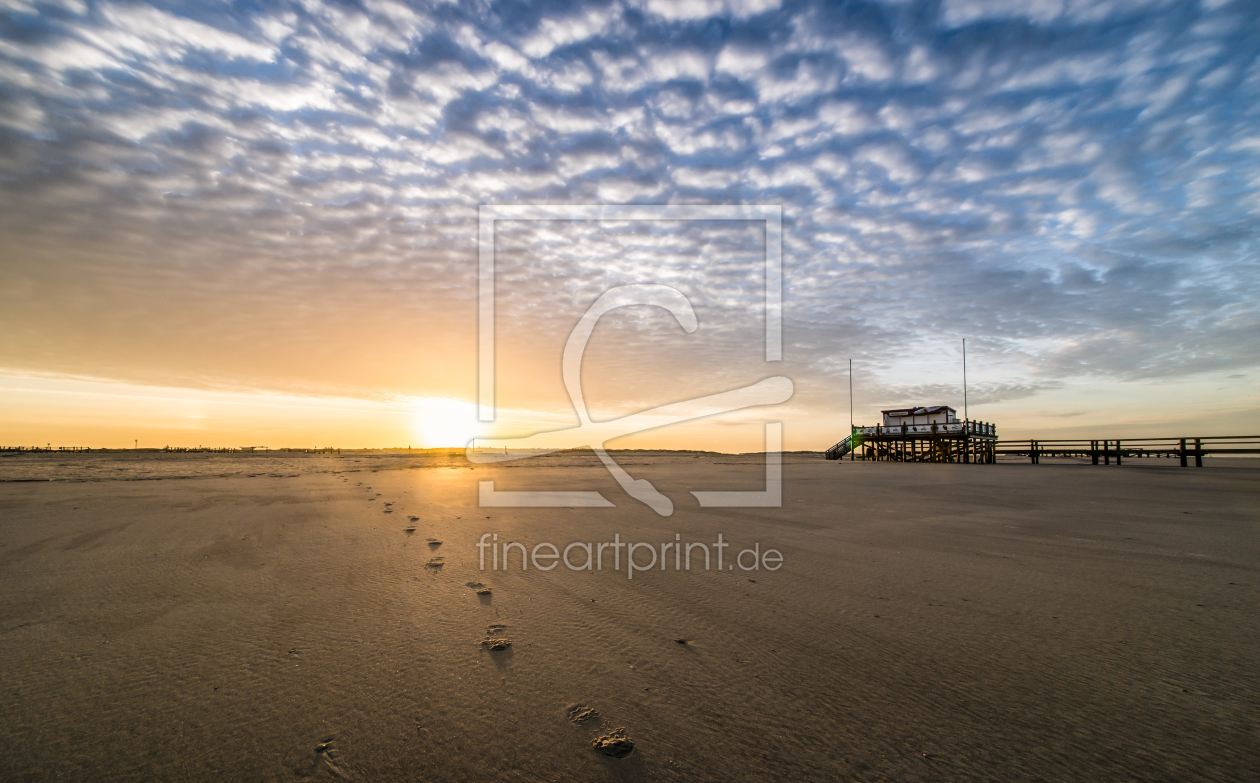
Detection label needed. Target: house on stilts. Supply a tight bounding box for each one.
[825,405,997,463]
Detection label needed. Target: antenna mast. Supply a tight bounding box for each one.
[849,358,854,432]
[962,338,968,423]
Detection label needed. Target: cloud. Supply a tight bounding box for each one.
[520,5,620,58]
[940,0,1174,28]
[629,0,781,22]
[89,4,277,64]
[0,0,1256,424]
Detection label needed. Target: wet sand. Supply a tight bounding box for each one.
[1,454,1257,781]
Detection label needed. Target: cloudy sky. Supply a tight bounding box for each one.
[1,0,1257,449]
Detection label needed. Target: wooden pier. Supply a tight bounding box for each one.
[995,435,1260,466]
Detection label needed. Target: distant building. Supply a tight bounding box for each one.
[826,404,996,463]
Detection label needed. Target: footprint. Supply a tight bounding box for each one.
[476,588,492,596]
[408,516,419,522]
[425,557,444,568]
[481,637,512,650]
[404,527,417,534]
[465,582,485,589]
[592,728,634,758]
[567,702,633,758]
[565,703,600,724]
[427,539,442,547]
[312,736,365,781]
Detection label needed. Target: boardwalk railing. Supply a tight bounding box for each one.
[994,435,1260,466]
[856,421,996,437]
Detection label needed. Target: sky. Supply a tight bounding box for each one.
[0,0,1257,450]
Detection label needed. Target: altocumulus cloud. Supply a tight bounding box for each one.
[0,0,1257,420]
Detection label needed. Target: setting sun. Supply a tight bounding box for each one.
[410,397,480,449]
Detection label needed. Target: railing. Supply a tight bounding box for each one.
[857,420,996,437]
[824,433,861,460]
[994,435,1260,466]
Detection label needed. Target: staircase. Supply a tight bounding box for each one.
[825,434,860,460]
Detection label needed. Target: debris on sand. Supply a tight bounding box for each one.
[592,728,634,758]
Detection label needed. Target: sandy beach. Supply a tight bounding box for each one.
[1,452,1257,781]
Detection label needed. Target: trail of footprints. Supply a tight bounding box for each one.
[343,479,633,760]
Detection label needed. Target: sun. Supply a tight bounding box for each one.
[410,397,480,448]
